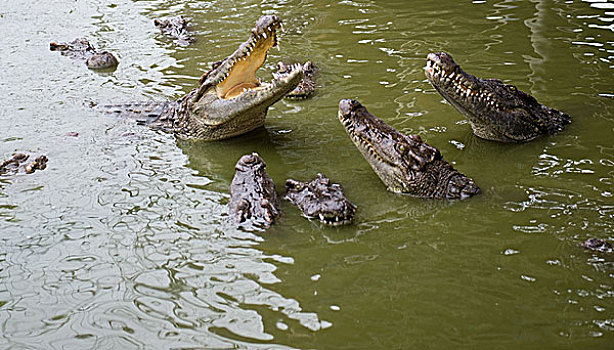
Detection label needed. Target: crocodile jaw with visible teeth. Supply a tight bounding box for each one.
[424,52,570,142]
[200,15,284,100]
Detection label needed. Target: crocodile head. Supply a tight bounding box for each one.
[274,61,316,99]
[228,153,281,230]
[285,174,356,225]
[338,99,479,199]
[180,15,303,140]
[425,52,570,142]
[50,38,119,70]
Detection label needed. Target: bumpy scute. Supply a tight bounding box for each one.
[228,153,281,230]
[285,173,356,225]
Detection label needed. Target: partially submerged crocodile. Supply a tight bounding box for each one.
[285,173,356,225]
[425,52,570,142]
[0,153,48,175]
[104,15,303,141]
[338,99,479,200]
[50,38,119,70]
[581,238,613,253]
[229,153,281,230]
[154,15,194,45]
[274,61,316,99]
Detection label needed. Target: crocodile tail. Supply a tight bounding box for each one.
[445,173,480,200]
[101,101,176,125]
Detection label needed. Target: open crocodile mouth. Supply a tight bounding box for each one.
[206,15,296,100]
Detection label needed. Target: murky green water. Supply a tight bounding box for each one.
[1,0,613,348]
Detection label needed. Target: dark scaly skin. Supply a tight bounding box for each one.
[274,61,316,99]
[103,15,303,141]
[229,153,281,230]
[338,99,479,200]
[0,154,48,175]
[154,15,195,45]
[50,38,119,70]
[285,173,356,225]
[581,238,613,253]
[425,52,570,142]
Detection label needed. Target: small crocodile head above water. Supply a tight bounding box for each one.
[166,15,303,140]
[285,173,356,225]
[581,238,613,253]
[228,153,281,230]
[50,38,119,70]
[154,15,194,45]
[0,153,48,175]
[425,52,570,142]
[273,61,316,99]
[338,99,479,200]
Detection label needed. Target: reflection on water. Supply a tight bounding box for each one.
[1,0,613,348]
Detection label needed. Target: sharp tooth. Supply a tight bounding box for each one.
[246,51,251,56]
[319,214,325,221]
[262,32,267,39]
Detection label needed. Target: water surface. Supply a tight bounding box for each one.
[1,0,613,348]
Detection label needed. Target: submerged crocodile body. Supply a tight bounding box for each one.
[104,15,303,141]
[425,52,570,142]
[338,99,479,200]
[229,153,281,230]
[154,15,194,45]
[274,61,316,99]
[285,173,356,225]
[50,38,119,70]
[0,153,48,175]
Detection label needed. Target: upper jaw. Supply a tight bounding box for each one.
[337,99,407,173]
[199,15,283,99]
[425,52,460,82]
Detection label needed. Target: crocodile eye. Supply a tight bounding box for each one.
[395,144,407,154]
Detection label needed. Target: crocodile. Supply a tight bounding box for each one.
[285,173,356,225]
[229,153,281,230]
[338,99,479,200]
[154,15,195,45]
[0,153,48,175]
[425,52,570,142]
[274,61,316,99]
[50,38,119,70]
[581,238,613,253]
[103,15,303,141]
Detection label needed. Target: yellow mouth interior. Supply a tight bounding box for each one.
[215,33,276,99]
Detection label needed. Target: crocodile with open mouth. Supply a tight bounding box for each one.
[285,173,356,225]
[425,52,570,142]
[229,153,281,230]
[338,99,479,200]
[104,15,303,141]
